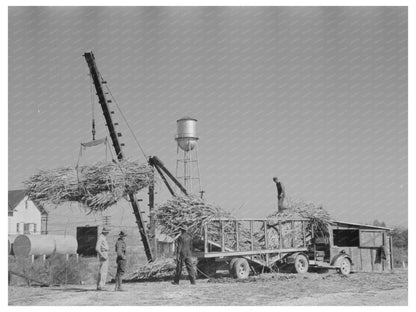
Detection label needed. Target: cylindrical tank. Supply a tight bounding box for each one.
[12,234,78,257]
[8,235,19,255]
[176,116,198,151]
[13,235,55,257]
[52,235,78,254]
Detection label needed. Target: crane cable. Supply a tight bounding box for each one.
[98,72,148,162]
[90,73,96,141]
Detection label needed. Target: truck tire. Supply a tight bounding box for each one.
[232,258,250,279]
[293,254,309,274]
[338,258,351,276]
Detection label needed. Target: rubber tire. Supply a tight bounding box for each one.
[229,258,239,277]
[232,258,250,280]
[338,258,351,276]
[293,254,309,274]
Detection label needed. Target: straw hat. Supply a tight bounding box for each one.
[118,231,127,237]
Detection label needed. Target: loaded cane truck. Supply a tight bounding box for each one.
[192,218,358,279]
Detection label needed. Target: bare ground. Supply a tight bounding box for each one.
[8,269,407,306]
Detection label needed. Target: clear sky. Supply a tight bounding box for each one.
[8,7,407,226]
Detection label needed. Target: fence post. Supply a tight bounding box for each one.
[235,220,240,251]
[220,220,225,252]
[250,221,254,251]
[204,223,208,253]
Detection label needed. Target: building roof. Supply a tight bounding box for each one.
[8,190,48,215]
[177,116,197,122]
[332,220,392,231]
[8,190,26,214]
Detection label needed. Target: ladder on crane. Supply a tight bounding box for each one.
[83,51,190,262]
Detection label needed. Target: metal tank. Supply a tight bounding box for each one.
[175,116,198,152]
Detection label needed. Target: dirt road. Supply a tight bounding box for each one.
[8,269,407,306]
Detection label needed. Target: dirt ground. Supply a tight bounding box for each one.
[8,269,407,306]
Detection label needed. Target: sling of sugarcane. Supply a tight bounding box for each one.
[24,160,154,213]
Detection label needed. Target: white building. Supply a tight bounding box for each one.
[8,190,48,235]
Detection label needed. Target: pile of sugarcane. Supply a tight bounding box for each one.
[125,258,199,281]
[259,199,332,249]
[124,258,177,281]
[24,160,154,212]
[269,199,332,235]
[155,196,231,239]
[155,196,260,251]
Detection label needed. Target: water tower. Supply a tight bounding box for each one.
[175,116,203,197]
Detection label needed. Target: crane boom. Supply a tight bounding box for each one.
[83,51,153,262]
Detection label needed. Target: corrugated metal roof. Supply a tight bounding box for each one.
[333,220,392,231]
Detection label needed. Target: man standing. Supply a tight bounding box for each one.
[95,227,110,291]
[172,226,196,285]
[273,177,286,212]
[114,231,127,291]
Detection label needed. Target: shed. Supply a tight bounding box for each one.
[328,221,393,272]
[156,234,175,257]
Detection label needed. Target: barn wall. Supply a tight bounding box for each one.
[44,198,151,263]
[8,197,41,235]
[330,224,392,272]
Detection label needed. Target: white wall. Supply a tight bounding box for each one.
[45,198,148,254]
[8,196,42,235]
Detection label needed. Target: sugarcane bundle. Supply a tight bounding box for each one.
[155,196,230,238]
[262,198,332,248]
[155,196,259,250]
[270,198,332,236]
[24,160,154,212]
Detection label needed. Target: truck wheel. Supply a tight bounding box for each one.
[294,254,309,274]
[232,258,250,279]
[338,258,351,275]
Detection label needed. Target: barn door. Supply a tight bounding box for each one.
[359,230,385,272]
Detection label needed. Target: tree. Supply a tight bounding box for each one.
[392,227,408,249]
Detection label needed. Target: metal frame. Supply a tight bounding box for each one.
[198,218,309,268]
[83,51,153,262]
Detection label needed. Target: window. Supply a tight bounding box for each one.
[333,229,360,247]
[34,223,37,233]
[16,223,20,233]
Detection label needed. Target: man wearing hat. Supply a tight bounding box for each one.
[95,227,110,291]
[273,176,286,212]
[114,231,127,291]
[172,226,196,285]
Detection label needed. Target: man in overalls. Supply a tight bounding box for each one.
[273,177,286,212]
[172,226,196,285]
[114,231,127,291]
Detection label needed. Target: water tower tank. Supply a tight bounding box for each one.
[176,116,198,152]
